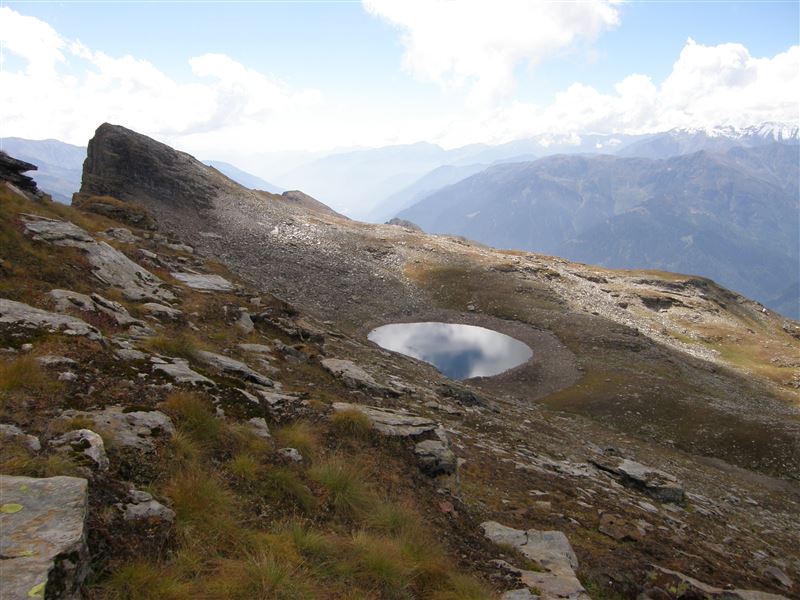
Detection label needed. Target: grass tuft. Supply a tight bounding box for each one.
[309,456,372,518]
[274,421,318,460]
[331,408,374,440]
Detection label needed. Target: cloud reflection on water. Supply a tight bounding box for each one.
[368,322,532,380]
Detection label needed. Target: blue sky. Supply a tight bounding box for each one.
[1,0,798,155]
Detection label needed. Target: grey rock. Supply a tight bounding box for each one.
[119,490,175,523]
[238,343,273,354]
[591,457,685,504]
[60,406,174,452]
[764,566,793,589]
[0,475,89,600]
[196,350,273,386]
[247,417,272,439]
[256,389,301,408]
[482,521,587,600]
[50,429,109,471]
[237,309,254,334]
[279,448,303,462]
[58,372,77,382]
[104,227,138,243]
[170,272,233,291]
[115,348,147,361]
[652,566,789,600]
[332,402,437,437]
[0,298,102,341]
[166,243,193,254]
[153,359,214,386]
[414,439,457,476]
[22,214,173,302]
[141,302,183,320]
[322,358,395,395]
[36,355,78,368]
[49,289,145,328]
[0,423,41,452]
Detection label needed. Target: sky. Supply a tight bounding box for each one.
[0,0,798,159]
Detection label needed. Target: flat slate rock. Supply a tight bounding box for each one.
[590,456,685,504]
[0,475,89,600]
[332,402,437,437]
[60,406,175,452]
[322,358,397,395]
[152,359,214,386]
[170,272,234,291]
[22,214,172,303]
[482,521,589,600]
[0,298,102,341]
[196,350,273,386]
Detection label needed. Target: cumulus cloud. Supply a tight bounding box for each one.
[363,0,620,106]
[433,39,800,147]
[0,7,323,150]
[0,6,797,157]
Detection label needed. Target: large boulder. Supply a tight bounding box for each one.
[59,406,175,452]
[0,298,102,341]
[481,521,588,600]
[0,475,89,600]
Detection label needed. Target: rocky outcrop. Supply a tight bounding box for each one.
[0,475,89,600]
[590,456,685,504]
[80,123,244,215]
[22,214,173,302]
[0,151,43,198]
[332,402,438,437]
[322,358,400,396]
[60,406,175,452]
[386,218,422,232]
[49,289,146,330]
[482,521,589,600]
[0,298,102,341]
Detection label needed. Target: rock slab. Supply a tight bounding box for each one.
[0,475,89,600]
[332,402,437,437]
[482,521,589,600]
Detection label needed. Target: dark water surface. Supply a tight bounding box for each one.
[368,322,532,380]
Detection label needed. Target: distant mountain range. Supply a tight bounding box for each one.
[397,142,799,318]
[203,160,283,194]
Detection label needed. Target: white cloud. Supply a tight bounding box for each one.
[363,0,620,106]
[0,7,797,160]
[0,7,324,151]
[432,39,800,147]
